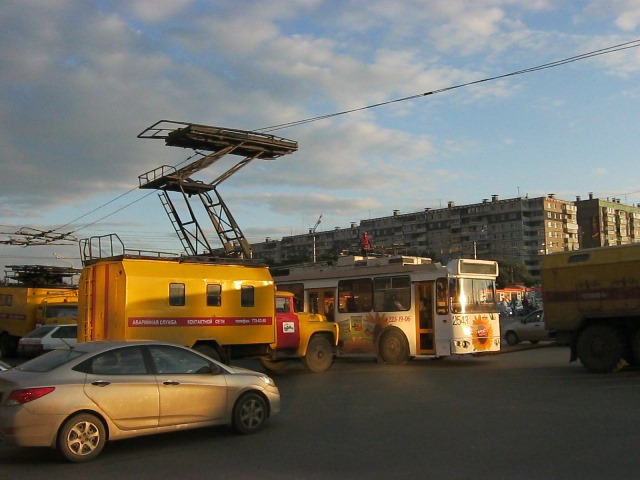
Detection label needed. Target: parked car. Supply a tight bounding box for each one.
[18,324,78,358]
[503,309,553,345]
[0,341,280,462]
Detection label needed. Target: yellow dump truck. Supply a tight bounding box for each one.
[78,255,339,372]
[0,265,78,357]
[541,244,640,373]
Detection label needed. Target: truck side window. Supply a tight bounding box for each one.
[275,297,289,313]
[206,284,222,307]
[241,285,254,307]
[169,283,185,306]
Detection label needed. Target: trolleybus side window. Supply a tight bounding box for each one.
[374,275,411,312]
[338,278,372,313]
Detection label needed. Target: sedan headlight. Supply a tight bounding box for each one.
[258,374,274,386]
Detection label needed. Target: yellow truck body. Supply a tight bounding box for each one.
[0,287,78,357]
[78,256,338,372]
[541,244,640,372]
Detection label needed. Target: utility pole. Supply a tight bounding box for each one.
[310,214,323,263]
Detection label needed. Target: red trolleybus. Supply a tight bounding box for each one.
[272,255,500,364]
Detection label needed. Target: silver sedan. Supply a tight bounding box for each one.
[0,341,280,462]
[503,310,553,345]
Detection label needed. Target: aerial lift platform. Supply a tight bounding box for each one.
[137,120,298,258]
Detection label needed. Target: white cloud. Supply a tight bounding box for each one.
[2,0,640,262]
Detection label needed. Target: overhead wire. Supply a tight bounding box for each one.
[257,39,640,133]
[9,38,640,244]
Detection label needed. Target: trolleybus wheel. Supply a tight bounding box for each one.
[576,324,627,373]
[378,329,409,365]
[302,336,334,373]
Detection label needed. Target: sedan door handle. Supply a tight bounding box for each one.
[91,381,111,387]
[163,380,180,386]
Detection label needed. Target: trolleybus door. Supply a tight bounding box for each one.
[415,281,435,354]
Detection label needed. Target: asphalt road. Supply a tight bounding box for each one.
[2,345,640,479]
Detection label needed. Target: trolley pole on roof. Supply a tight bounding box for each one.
[310,214,323,263]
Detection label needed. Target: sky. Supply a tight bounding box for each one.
[1,0,640,272]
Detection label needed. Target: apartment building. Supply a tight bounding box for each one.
[576,193,640,249]
[251,194,636,279]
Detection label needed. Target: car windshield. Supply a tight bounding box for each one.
[15,348,86,372]
[46,305,78,318]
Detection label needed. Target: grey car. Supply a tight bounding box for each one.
[504,310,552,345]
[0,341,280,462]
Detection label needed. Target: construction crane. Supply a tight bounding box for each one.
[310,214,323,263]
[137,120,298,259]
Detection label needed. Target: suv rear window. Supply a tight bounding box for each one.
[23,325,56,339]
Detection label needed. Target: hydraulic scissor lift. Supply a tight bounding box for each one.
[137,120,298,258]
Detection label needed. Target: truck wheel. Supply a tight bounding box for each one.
[632,330,640,365]
[232,392,268,434]
[302,336,333,373]
[505,331,519,346]
[378,329,409,365]
[57,413,106,463]
[194,344,222,363]
[0,333,18,358]
[259,358,288,373]
[576,325,627,373]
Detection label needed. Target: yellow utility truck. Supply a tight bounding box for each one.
[541,244,640,373]
[0,265,78,357]
[78,253,339,372]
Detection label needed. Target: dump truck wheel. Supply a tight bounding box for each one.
[259,358,288,373]
[632,330,640,365]
[302,336,333,373]
[576,325,627,373]
[0,333,17,358]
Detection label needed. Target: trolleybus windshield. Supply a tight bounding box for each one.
[449,278,497,314]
